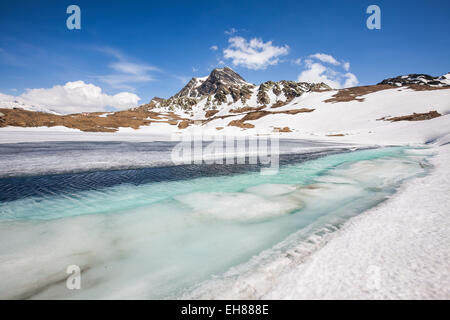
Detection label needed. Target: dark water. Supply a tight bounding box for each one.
[0,140,351,202]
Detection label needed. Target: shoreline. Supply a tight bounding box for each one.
[263,142,450,299]
[182,142,449,300]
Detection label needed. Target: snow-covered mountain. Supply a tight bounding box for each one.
[0,95,59,114]
[140,67,331,116]
[1,68,450,146]
[174,67,249,98]
[121,68,449,144]
[378,73,450,87]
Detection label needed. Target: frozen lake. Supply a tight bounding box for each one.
[0,140,431,299]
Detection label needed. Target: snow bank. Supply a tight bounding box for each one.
[180,144,449,300]
[263,143,450,299]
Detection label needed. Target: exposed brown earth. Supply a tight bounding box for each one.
[177,120,192,129]
[280,108,315,115]
[0,108,185,132]
[273,127,292,132]
[205,109,220,117]
[0,99,312,132]
[240,108,315,122]
[326,133,345,137]
[324,84,449,103]
[324,85,393,103]
[241,111,271,121]
[270,100,289,108]
[229,106,264,113]
[226,108,315,129]
[384,111,442,122]
[228,120,255,129]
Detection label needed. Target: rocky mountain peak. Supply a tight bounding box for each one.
[174,67,248,98]
[207,67,247,86]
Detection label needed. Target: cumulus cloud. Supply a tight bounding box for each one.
[1,81,140,114]
[343,72,358,87]
[297,54,358,89]
[223,36,289,70]
[210,45,218,51]
[0,92,15,101]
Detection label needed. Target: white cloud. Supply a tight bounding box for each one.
[224,28,237,35]
[174,75,190,84]
[293,58,302,65]
[297,56,358,89]
[96,48,159,90]
[343,61,350,71]
[309,53,340,66]
[1,81,140,114]
[97,74,153,91]
[343,72,358,87]
[298,62,341,88]
[223,36,289,70]
[109,62,159,75]
[0,92,15,101]
[210,45,218,51]
[192,67,199,72]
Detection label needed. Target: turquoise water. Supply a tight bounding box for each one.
[0,146,431,299]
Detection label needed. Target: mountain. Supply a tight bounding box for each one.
[378,73,450,87]
[174,67,248,98]
[0,96,59,115]
[1,68,449,143]
[140,67,332,114]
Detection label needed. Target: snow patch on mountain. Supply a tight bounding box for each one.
[0,93,59,114]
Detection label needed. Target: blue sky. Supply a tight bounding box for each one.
[0,0,449,113]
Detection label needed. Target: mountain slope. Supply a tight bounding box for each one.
[1,68,449,145]
[378,72,450,87]
[138,67,332,118]
[0,95,59,115]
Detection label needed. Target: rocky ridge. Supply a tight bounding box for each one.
[138,67,332,113]
[378,73,450,87]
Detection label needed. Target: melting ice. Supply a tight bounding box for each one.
[0,144,432,299]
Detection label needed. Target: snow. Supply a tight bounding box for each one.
[440,73,450,86]
[263,142,450,299]
[181,141,450,300]
[0,126,176,144]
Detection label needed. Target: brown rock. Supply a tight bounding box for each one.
[228,120,255,129]
[178,120,191,129]
[385,111,441,122]
[273,127,292,132]
[205,109,220,117]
